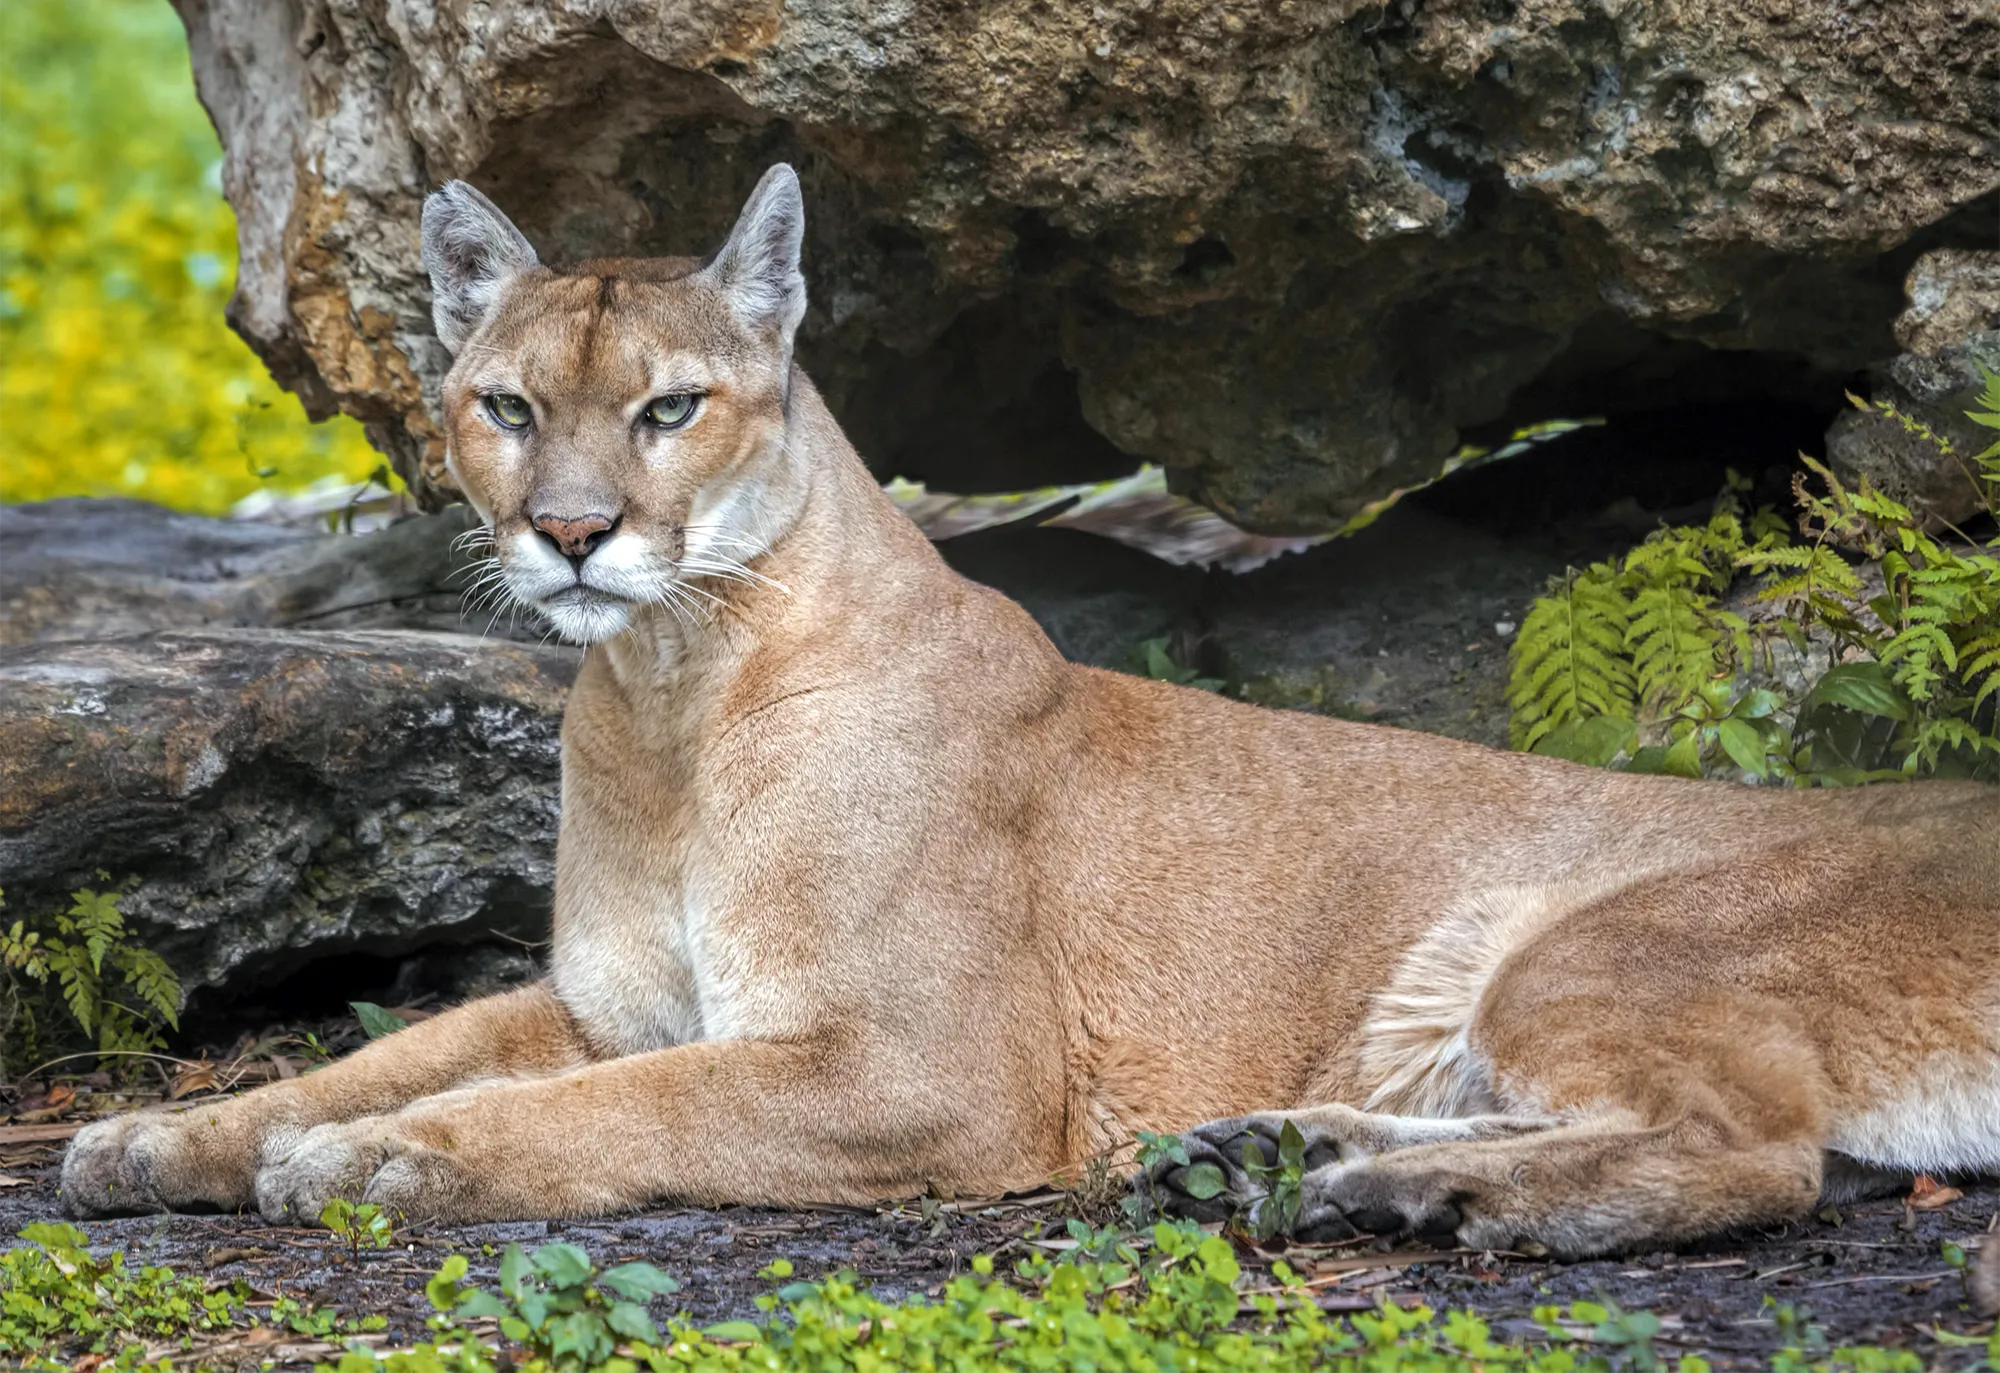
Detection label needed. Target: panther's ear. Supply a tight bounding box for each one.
[702,164,807,362]
[421,181,540,354]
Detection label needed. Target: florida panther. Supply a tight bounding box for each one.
[65,167,2000,1270]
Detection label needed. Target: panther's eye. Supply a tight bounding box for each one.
[485,393,532,430]
[643,394,700,430]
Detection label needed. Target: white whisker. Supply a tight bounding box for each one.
[681,557,791,596]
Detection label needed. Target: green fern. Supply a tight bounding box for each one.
[1738,540,1869,647]
[1622,517,1748,714]
[1509,504,1754,758]
[1968,362,2000,464]
[0,882,181,1079]
[1507,562,1634,750]
[1509,398,2000,784]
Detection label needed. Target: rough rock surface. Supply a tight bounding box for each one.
[0,629,575,996]
[172,0,2000,532]
[1827,248,2000,528]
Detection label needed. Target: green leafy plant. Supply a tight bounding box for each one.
[1510,372,2000,784]
[1130,636,1226,693]
[0,881,180,1078]
[1062,1217,1145,1265]
[423,1241,681,1371]
[1126,1130,1191,1224]
[0,1222,246,1364]
[3,1218,1982,1372]
[1238,1120,1309,1241]
[1132,1130,1188,1173]
[350,1001,409,1040]
[320,1198,396,1263]
[1180,1160,1228,1201]
[299,1028,336,1066]
[1561,1299,1665,1373]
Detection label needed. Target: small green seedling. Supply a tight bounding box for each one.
[298,1029,334,1067]
[1132,637,1225,693]
[1238,1120,1308,1240]
[320,1197,394,1263]
[1127,1130,1192,1222]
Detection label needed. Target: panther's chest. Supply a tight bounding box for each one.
[548,842,744,1058]
[548,655,773,1057]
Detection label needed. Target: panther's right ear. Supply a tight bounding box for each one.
[421,181,539,354]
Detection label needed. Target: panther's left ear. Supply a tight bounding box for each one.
[702,163,807,366]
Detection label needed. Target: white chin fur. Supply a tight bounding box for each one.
[540,592,632,644]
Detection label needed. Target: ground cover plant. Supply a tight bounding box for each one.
[5,1212,1987,1373]
[0,0,378,511]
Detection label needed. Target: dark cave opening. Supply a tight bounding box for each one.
[178,938,545,1048]
[1417,395,1835,545]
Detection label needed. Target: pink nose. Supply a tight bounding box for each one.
[531,512,614,560]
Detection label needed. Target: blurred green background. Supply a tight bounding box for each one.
[1,0,380,514]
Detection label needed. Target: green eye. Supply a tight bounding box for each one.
[643,394,699,429]
[485,393,532,429]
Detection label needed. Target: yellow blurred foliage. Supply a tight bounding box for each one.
[0,0,381,514]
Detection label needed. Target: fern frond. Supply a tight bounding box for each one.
[1625,583,1723,714]
[1611,524,1749,719]
[117,946,182,1031]
[1906,716,2000,774]
[51,950,98,1039]
[1508,564,1634,750]
[65,887,125,977]
[1963,634,2000,711]
[1880,623,1956,701]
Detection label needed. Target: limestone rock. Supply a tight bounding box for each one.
[1826,249,2000,529]
[0,629,575,996]
[171,0,2000,533]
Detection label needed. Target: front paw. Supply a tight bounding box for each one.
[254,1118,475,1225]
[62,1110,256,1217]
[255,1120,396,1223]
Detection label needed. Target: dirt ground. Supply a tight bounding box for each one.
[3,1135,1993,1370]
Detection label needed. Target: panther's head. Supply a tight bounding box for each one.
[421,165,807,644]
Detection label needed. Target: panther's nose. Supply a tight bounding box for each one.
[531,512,616,562]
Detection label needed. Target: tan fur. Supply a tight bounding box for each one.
[63,168,2000,1258]
[1358,877,1639,1118]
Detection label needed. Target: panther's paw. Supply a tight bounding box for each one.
[62,1109,259,1218]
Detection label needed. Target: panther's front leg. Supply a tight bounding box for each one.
[61,984,594,1218]
[250,1035,996,1224]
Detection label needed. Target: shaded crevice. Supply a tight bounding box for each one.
[178,935,545,1043]
[833,295,1135,493]
[1174,236,1236,284]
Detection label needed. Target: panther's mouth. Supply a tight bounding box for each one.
[545,583,624,608]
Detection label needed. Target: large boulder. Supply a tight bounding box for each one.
[171,0,2000,533]
[1826,248,2000,528]
[0,629,574,996]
